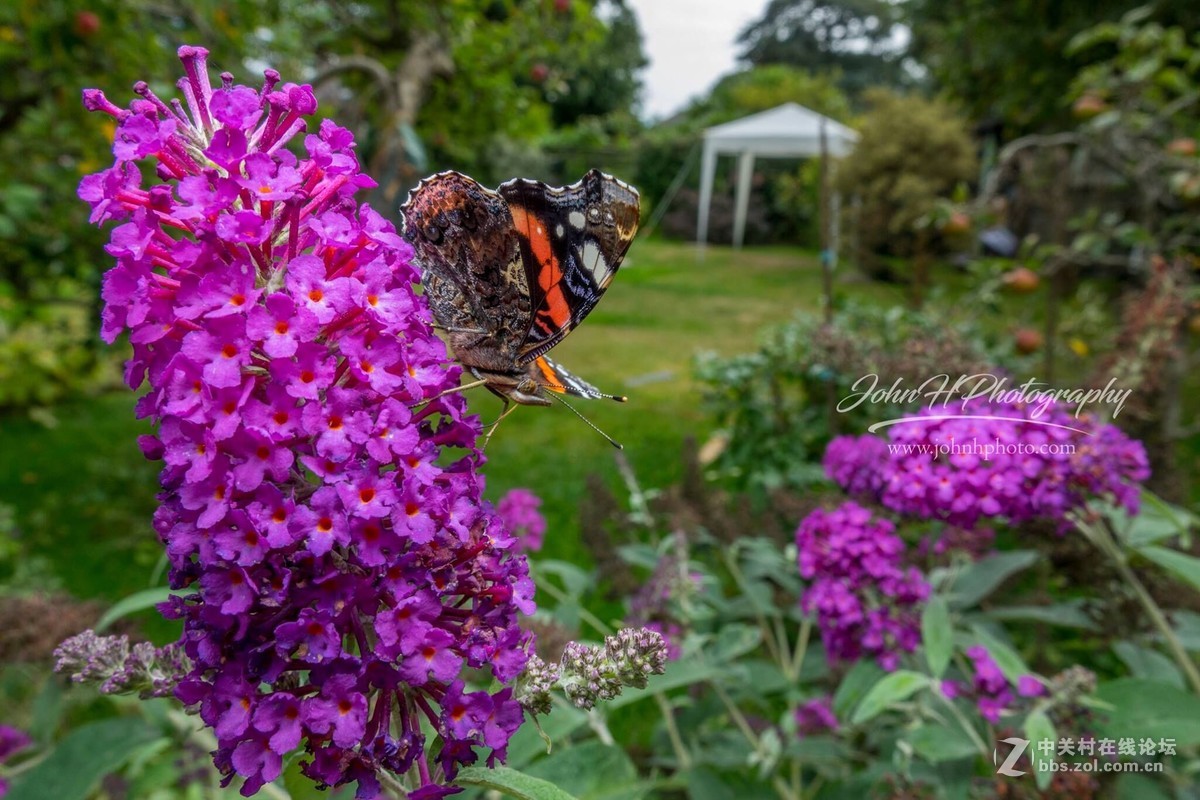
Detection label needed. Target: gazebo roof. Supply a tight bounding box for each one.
[703,102,858,157]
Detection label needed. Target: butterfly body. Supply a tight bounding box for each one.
[401,169,639,412]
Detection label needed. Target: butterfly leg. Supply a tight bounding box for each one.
[413,378,489,408]
[481,400,519,450]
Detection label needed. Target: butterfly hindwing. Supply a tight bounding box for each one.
[498,169,640,364]
[401,172,531,361]
[530,355,613,400]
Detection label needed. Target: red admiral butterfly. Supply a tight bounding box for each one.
[401,169,640,446]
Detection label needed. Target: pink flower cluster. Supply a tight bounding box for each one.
[79,47,534,799]
[0,726,32,798]
[942,646,1045,723]
[796,503,930,671]
[495,488,547,553]
[794,697,838,738]
[824,400,1149,529]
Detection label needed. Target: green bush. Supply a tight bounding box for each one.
[837,89,976,265]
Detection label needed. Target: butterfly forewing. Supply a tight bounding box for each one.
[498,169,640,363]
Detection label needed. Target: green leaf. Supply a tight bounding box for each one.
[506,704,591,768]
[851,670,929,725]
[95,588,179,631]
[947,551,1037,609]
[1166,610,1200,652]
[457,765,580,800]
[5,718,161,800]
[521,741,643,800]
[1137,546,1200,593]
[1024,710,1056,791]
[534,561,593,599]
[984,601,1097,630]
[711,623,762,663]
[1115,773,1172,800]
[833,659,884,719]
[684,768,737,800]
[921,596,953,677]
[1112,642,1185,689]
[1114,492,1195,548]
[607,660,723,711]
[1093,679,1200,745]
[906,723,979,763]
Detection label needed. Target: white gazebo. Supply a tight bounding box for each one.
[696,102,859,249]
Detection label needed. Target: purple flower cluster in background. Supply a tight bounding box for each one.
[0,726,32,798]
[495,488,547,553]
[796,503,930,671]
[78,47,535,799]
[942,646,1045,723]
[794,697,838,738]
[824,399,1149,530]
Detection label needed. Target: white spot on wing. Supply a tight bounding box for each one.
[582,241,610,285]
[556,224,564,238]
[569,211,585,230]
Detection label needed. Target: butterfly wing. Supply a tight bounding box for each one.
[401,172,530,366]
[498,170,639,364]
[528,355,626,401]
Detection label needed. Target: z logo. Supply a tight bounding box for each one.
[993,737,1029,777]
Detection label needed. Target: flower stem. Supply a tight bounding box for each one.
[1077,517,1200,694]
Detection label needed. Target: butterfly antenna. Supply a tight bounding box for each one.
[547,392,624,449]
[541,381,628,403]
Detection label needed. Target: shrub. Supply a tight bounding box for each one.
[836,89,976,266]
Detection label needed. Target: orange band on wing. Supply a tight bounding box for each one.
[534,356,567,393]
[509,204,571,331]
[508,206,561,290]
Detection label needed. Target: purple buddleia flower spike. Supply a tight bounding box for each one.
[77,46,536,798]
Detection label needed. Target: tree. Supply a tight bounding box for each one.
[737,0,907,95]
[901,0,1200,135]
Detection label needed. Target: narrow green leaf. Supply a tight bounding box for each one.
[683,768,737,800]
[506,704,590,768]
[607,660,723,710]
[984,602,1097,630]
[1024,710,1056,791]
[922,596,953,677]
[851,670,929,725]
[456,765,579,800]
[711,623,762,663]
[5,718,160,800]
[95,588,180,631]
[1112,642,1184,689]
[1138,546,1200,593]
[907,723,979,763]
[833,659,884,719]
[947,551,1037,609]
[1093,679,1200,745]
[1115,773,1172,800]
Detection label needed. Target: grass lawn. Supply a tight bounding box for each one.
[475,239,906,564]
[0,240,907,618]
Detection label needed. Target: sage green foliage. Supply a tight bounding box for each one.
[835,89,977,260]
[511,460,1200,799]
[695,301,994,496]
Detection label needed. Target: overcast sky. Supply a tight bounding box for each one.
[625,0,770,120]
